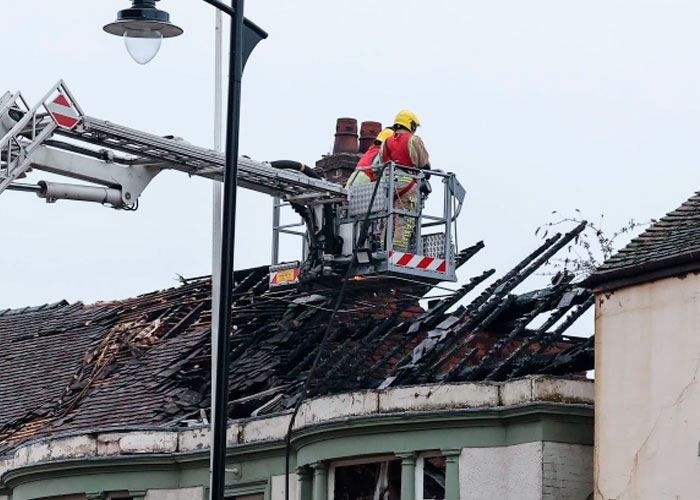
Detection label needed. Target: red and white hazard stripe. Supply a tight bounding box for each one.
[45,93,80,130]
[388,250,447,273]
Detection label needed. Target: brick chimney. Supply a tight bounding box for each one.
[315,118,381,185]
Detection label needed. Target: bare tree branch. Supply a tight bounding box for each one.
[535,212,654,281]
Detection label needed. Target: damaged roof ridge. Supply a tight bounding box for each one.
[0,299,72,317]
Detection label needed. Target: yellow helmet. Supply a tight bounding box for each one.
[375,128,393,144]
[394,109,420,132]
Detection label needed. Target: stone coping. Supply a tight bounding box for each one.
[0,376,592,477]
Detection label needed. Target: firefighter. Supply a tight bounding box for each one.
[380,109,430,252]
[345,128,393,188]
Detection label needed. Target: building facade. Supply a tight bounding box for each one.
[585,191,700,499]
[0,377,592,500]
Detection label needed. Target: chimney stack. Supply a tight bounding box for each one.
[359,121,382,153]
[332,117,359,154]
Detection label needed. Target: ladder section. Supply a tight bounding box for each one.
[59,117,347,204]
[0,81,78,195]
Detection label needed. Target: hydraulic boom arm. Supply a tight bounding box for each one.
[0,81,346,208]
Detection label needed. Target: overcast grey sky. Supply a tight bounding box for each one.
[1,0,698,312]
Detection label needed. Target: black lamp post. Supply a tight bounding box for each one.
[104,2,266,499]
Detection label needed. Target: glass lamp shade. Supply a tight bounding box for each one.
[104,2,183,65]
[124,29,163,65]
[104,2,268,67]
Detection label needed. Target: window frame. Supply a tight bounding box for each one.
[328,454,399,500]
[414,451,446,500]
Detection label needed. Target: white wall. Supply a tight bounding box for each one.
[270,473,297,500]
[459,443,542,500]
[145,487,204,500]
[595,273,700,499]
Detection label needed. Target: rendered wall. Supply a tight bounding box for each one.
[459,442,543,500]
[145,487,204,500]
[595,273,700,499]
[270,473,297,500]
[459,442,592,500]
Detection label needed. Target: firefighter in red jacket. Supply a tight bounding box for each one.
[346,128,393,188]
[380,110,430,251]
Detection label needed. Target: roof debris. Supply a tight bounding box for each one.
[0,225,594,454]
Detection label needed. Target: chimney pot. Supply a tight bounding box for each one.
[333,117,359,154]
[359,121,382,153]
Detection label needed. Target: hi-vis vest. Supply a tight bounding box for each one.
[381,132,414,167]
[381,132,417,196]
[346,144,380,187]
[357,144,380,169]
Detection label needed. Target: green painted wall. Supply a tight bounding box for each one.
[1,404,592,499]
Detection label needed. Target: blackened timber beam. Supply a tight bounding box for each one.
[508,295,594,379]
[383,235,562,383]
[483,301,577,381]
[370,270,496,386]
[392,221,587,386]
[427,295,518,380]
[537,335,594,375]
[418,270,496,329]
[459,276,575,381]
[323,314,400,382]
[455,241,485,268]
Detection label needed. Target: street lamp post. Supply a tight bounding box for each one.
[104,2,266,499]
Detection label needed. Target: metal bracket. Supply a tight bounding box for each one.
[28,144,161,206]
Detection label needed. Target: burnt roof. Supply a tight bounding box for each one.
[0,226,593,454]
[585,192,700,289]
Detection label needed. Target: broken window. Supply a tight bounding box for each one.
[419,454,446,500]
[333,459,401,500]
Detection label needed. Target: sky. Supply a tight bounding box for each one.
[2,0,699,326]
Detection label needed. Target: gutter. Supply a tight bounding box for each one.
[582,248,700,292]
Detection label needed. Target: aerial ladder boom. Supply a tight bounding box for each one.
[0,81,346,207]
[1,81,465,287]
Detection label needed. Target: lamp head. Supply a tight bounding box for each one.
[104,0,183,64]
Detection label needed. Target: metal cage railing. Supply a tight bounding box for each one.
[344,162,466,282]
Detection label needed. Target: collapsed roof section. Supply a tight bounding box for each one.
[0,223,593,453]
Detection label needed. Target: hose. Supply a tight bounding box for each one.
[269,160,321,179]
